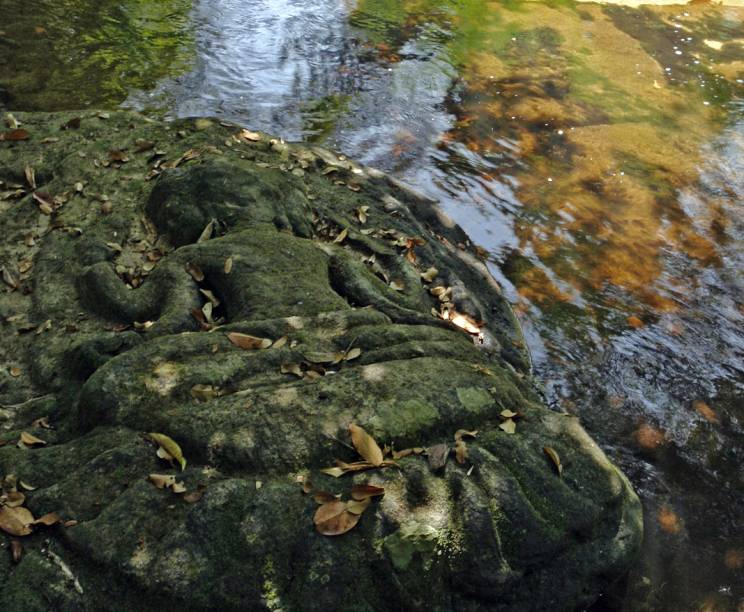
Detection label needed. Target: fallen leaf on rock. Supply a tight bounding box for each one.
[183,484,207,503]
[60,117,81,130]
[454,440,468,465]
[349,424,383,466]
[420,267,438,283]
[313,491,339,504]
[19,432,46,447]
[32,512,60,527]
[427,443,450,471]
[500,409,518,419]
[499,419,516,434]
[4,113,20,128]
[5,491,25,507]
[2,267,19,290]
[356,206,369,224]
[224,257,233,274]
[63,520,79,528]
[304,352,339,364]
[11,539,22,562]
[351,484,385,500]
[281,363,303,378]
[392,447,424,459]
[9,366,21,377]
[0,506,34,536]
[240,129,261,142]
[19,481,36,491]
[32,191,54,215]
[148,474,176,489]
[333,228,348,244]
[227,332,272,350]
[543,446,563,476]
[148,433,186,471]
[197,219,215,243]
[389,280,405,292]
[314,501,361,536]
[344,347,362,361]
[320,467,345,478]
[454,429,478,442]
[172,482,187,494]
[272,336,288,350]
[24,165,36,190]
[346,498,371,515]
[185,262,204,282]
[1,129,30,141]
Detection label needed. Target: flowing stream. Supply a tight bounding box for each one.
[1,0,743,608]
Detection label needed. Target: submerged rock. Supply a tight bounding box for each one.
[0,111,641,611]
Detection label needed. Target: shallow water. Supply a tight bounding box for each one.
[1,0,743,608]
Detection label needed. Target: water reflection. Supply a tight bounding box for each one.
[1,0,744,607]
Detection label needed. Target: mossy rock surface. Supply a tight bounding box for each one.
[0,111,641,611]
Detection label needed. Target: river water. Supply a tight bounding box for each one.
[1,0,743,608]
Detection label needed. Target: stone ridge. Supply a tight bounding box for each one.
[0,111,641,611]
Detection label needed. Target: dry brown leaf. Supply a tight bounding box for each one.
[272,336,288,350]
[32,191,54,214]
[183,484,207,504]
[281,363,303,378]
[319,467,345,478]
[2,267,19,290]
[427,443,450,471]
[0,506,34,536]
[24,165,36,190]
[543,446,563,476]
[1,129,30,141]
[227,332,272,350]
[32,512,60,527]
[333,228,348,244]
[344,347,362,362]
[148,433,186,471]
[5,491,25,507]
[197,219,215,243]
[420,267,438,283]
[499,419,516,434]
[31,416,51,429]
[454,429,478,442]
[11,539,22,563]
[314,501,361,536]
[346,497,371,515]
[693,400,719,424]
[9,366,21,377]
[313,491,339,504]
[350,484,385,501]
[185,262,204,282]
[148,474,176,489]
[349,424,383,466]
[356,206,369,224]
[172,482,187,494]
[454,440,468,465]
[19,432,46,447]
[304,352,340,364]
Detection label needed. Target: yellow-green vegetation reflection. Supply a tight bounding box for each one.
[354,0,744,326]
[0,0,193,109]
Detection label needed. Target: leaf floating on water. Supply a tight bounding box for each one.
[499,419,516,434]
[350,484,385,501]
[420,267,438,283]
[349,424,383,467]
[148,433,186,471]
[543,446,563,476]
[19,432,46,447]
[0,506,34,537]
[227,332,272,350]
[427,443,450,471]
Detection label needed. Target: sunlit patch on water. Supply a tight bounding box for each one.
[1,0,743,607]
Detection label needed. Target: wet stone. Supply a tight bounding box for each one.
[0,111,642,611]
